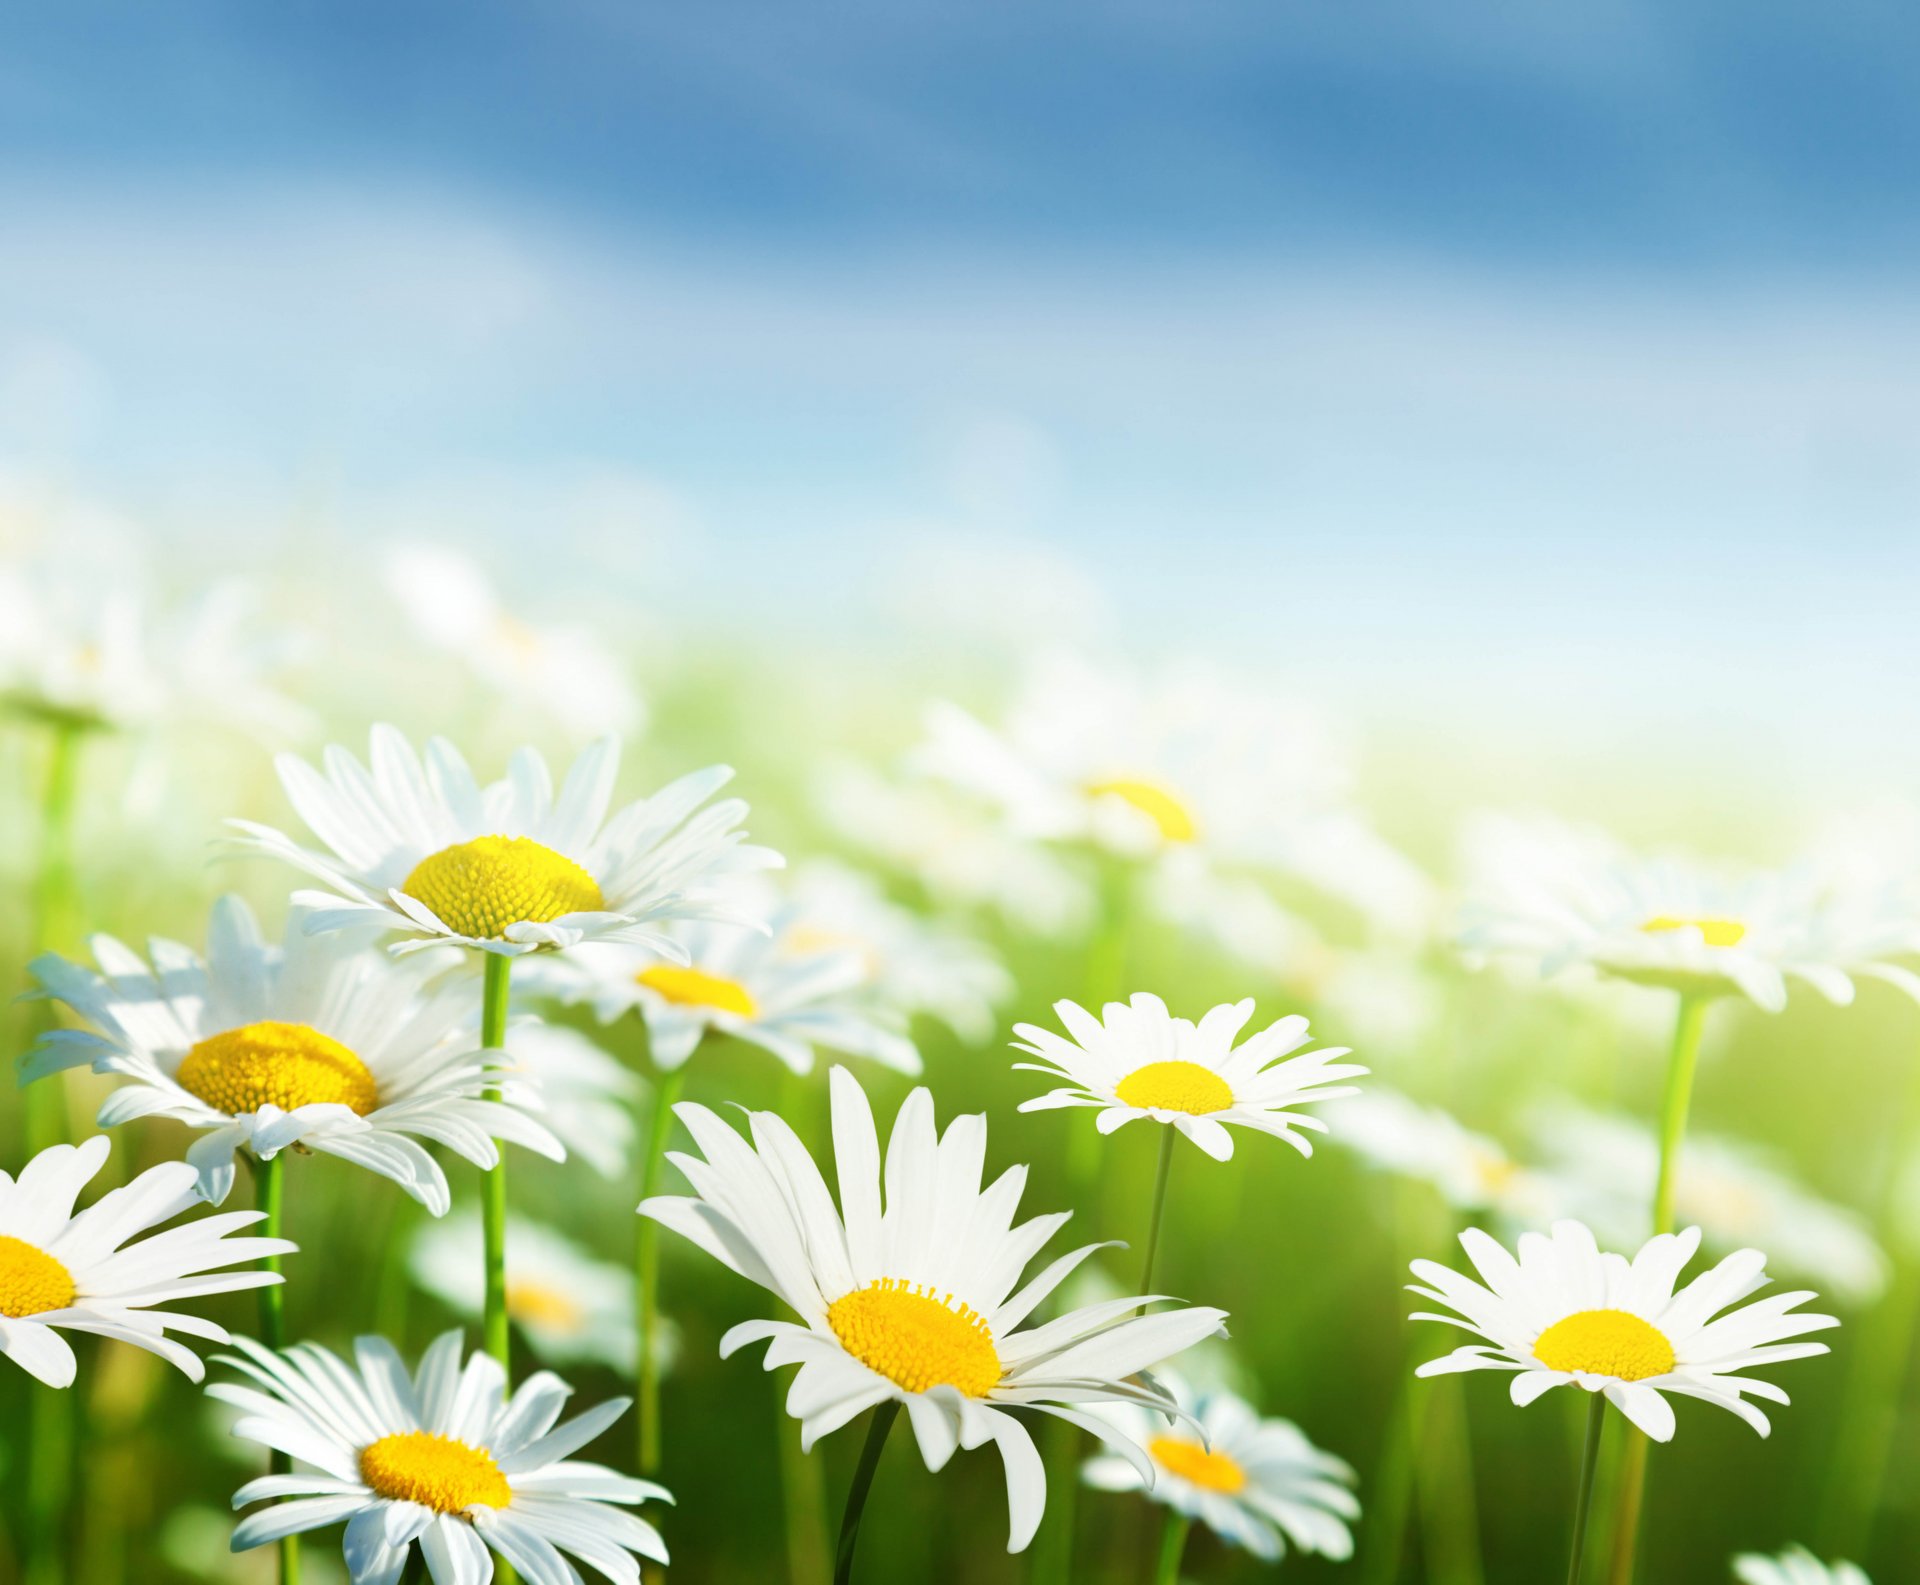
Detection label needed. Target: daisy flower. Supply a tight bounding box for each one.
[529,912,921,1076]
[230,725,780,957]
[25,896,563,1211]
[0,1135,293,1387]
[1012,993,1366,1162]
[1409,1220,1837,1441]
[1335,1089,1570,1231]
[1457,812,1916,1014]
[213,1330,670,1582]
[494,1021,640,1180]
[1732,1545,1870,1585]
[1083,1372,1359,1562]
[412,1215,648,1372]
[639,1066,1229,1551]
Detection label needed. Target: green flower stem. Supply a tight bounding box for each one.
[1138,1127,1176,1298]
[480,952,514,1373]
[1604,993,1709,1585]
[1567,1395,1607,1585]
[1153,1512,1191,1585]
[834,1400,900,1585]
[252,1151,302,1585]
[636,1042,688,1476]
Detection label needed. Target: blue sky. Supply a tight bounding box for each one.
[3,2,1919,793]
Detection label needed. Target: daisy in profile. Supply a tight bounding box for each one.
[25,895,563,1211]
[1083,1371,1359,1566]
[411,1215,647,1371]
[1012,993,1364,1164]
[213,1330,670,1582]
[1410,1220,1836,1443]
[1732,1545,1869,1585]
[231,725,779,957]
[0,1136,292,1387]
[1336,1088,1569,1233]
[640,1066,1228,1559]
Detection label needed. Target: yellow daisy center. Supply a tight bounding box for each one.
[176,1021,379,1116]
[826,1278,1001,1397]
[1149,1435,1248,1495]
[1114,1060,1233,1115]
[1085,778,1199,844]
[0,1236,77,1318]
[1533,1308,1676,1382]
[635,964,759,1019]
[402,835,605,941]
[507,1280,586,1334]
[1641,915,1746,948]
[358,1431,512,1515]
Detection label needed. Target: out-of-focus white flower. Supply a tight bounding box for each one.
[812,762,1093,937]
[527,912,920,1076]
[384,543,643,740]
[1082,1370,1359,1562]
[1142,858,1319,977]
[1334,1089,1569,1228]
[411,1214,655,1372]
[1457,812,1920,1014]
[913,652,1432,935]
[497,1021,639,1180]
[1732,1544,1870,1585]
[783,862,1011,1043]
[1531,1101,1888,1306]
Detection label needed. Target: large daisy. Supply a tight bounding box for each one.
[25,896,563,1211]
[1083,1372,1359,1562]
[639,1066,1229,1551]
[529,912,920,1076]
[1732,1546,1869,1585]
[0,1135,293,1387]
[213,1330,670,1583]
[1012,993,1365,1162]
[230,725,780,957]
[1409,1220,1837,1441]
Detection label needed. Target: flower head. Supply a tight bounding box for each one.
[231,725,780,957]
[1732,1545,1870,1585]
[1336,1088,1569,1229]
[26,896,563,1210]
[1410,1220,1837,1441]
[1012,993,1365,1162]
[213,1330,669,1583]
[640,1066,1228,1551]
[0,1135,292,1387]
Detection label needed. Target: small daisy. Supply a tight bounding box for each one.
[495,1021,640,1180]
[231,725,780,957]
[25,896,563,1211]
[1012,993,1366,1162]
[1410,1220,1837,1441]
[213,1330,670,1582]
[1732,1545,1870,1585]
[1083,1372,1359,1562]
[530,912,921,1076]
[640,1066,1229,1552]
[0,1135,293,1387]
[412,1215,648,1371]
[1336,1089,1570,1230]
[1458,812,1913,1014]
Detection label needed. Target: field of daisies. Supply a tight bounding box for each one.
[0,541,1912,1585]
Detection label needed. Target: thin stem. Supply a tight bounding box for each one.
[637,1050,688,1475]
[1604,993,1709,1585]
[1567,1396,1606,1585]
[1138,1127,1177,1298]
[834,1400,900,1585]
[252,1152,302,1585]
[480,952,514,1373]
[1153,1512,1191,1585]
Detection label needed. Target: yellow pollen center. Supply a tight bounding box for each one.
[1149,1436,1248,1495]
[1086,778,1199,843]
[826,1278,1001,1397]
[1114,1060,1234,1115]
[358,1431,512,1515]
[0,1236,76,1318]
[507,1280,586,1334]
[175,1021,379,1116]
[1641,915,1746,948]
[402,835,605,941]
[636,964,759,1019]
[1533,1308,1676,1382]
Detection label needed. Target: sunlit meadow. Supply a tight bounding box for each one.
[0,519,1914,1585]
